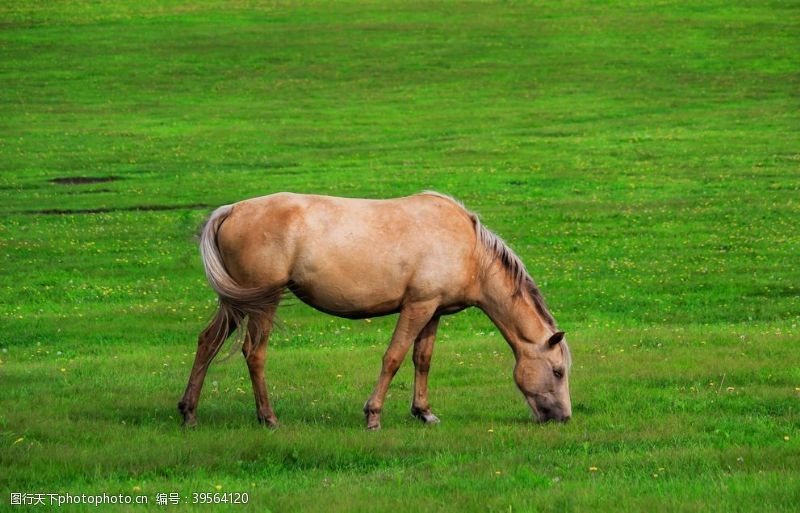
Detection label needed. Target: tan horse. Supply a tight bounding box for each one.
[179,192,571,430]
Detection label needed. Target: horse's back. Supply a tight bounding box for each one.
[217,192,480,316]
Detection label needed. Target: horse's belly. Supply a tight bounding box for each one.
[288,277,405,319]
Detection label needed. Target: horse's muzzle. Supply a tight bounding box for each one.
[527,396,571,423]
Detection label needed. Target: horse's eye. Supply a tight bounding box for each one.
[553,368,564,379]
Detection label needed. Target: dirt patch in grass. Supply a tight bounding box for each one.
[49,176,120,185]
[20,203,210,215]
[65,188,115,195]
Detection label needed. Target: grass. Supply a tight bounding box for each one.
[1,1,798,511]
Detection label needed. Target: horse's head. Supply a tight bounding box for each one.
[513,331,572,423]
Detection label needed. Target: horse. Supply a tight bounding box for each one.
[178,191,572,430]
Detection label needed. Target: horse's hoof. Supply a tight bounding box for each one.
[412,408,440,424]
[365,413,382,430]
[178,401,197,428]
[421,412,440,424]
[259,417,279,429]
[364,406,381,430]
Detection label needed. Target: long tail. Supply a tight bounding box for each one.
[199,204,282,357]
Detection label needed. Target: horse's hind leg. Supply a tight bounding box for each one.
[363,300,439,430]
[178,309,238,427]
[241,306,279,427]
[411,316,441,424]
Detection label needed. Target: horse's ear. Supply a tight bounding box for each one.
[547,331,565,348]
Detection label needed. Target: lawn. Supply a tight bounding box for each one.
[1,1,798,511]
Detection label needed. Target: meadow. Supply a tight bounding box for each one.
[1,1,798,511]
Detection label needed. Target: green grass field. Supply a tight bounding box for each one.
[1,1,798,511]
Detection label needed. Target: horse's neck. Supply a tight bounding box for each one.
[478,266,551,356]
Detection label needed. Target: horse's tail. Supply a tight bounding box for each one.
[200,205,235,300]
[199,204,282,358]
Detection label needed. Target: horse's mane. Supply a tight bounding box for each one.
[420,192,570,368]
[420,191,557,329]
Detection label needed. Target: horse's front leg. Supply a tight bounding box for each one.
[411,316,441,424]
[363,300,438,430]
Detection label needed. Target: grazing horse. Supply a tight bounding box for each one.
[178,192,572,430]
